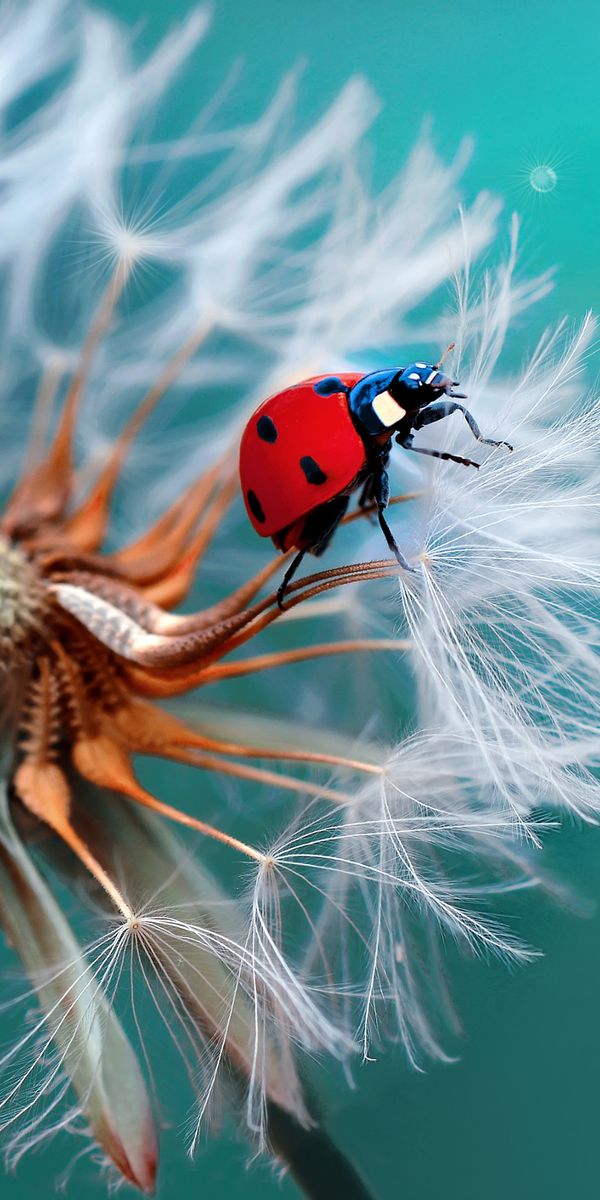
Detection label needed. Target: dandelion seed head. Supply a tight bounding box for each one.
[0,0,597,1191]
[0,539,47,668]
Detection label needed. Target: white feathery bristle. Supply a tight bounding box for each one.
[389,235,600,817]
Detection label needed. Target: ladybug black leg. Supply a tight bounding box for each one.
[372,465,416,574]
[400,438,480,470]
[358,477,372,507]
[277,549,307,610]
[358,475,377,519]
[276,495,351,609]
[413,399,513,452]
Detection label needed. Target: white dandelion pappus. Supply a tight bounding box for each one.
[50,791,352,1150]
[0,785,349,1176]
[396,236,600,817]
[249,732,546,1072]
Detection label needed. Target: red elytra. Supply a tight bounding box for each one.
[239,374,365,551]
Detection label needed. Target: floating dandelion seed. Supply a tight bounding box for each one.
[512,148,570,206]
[528,163,558,193]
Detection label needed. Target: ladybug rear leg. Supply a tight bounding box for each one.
[276,548,308,610]
[276,494,350,609]
[372,464,416,574]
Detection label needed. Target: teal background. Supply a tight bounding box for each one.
[4,2,600,1198]
[114,0,600,320]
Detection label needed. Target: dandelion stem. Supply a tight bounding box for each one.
[149,744,354,806]
[122,560,400,695]
[155,554,285,632]
[203,741,383,775]
[114,462,225,571]
[117,319,215,454]
[161,725,384,777]
[195,638,410,682]
[109,783,267,864]
[148,491,418,632]
[50,260,131,484]
[23,364,63,472]
[3,260,130,533]
[143,467,239,608]
[66,318,216,550]
[56,822,137,924]
[206,561,400,661]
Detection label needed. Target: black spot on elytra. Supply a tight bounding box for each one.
[300,455,328,485]
[247,489,266,523]
[256,414,278,443]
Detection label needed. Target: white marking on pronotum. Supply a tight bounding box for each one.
[425,370,438,385]
[372,391,407,428]
[408,372,421,381]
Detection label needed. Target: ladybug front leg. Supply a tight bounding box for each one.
[357,473,377,518]
[419,399,513,451]
[372,464,416,574]
[398,433,480,470]
[358,449,390,518]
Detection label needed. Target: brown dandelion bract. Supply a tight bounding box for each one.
[0,265,404,926]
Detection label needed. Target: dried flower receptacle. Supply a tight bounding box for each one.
[0,262,410,1195]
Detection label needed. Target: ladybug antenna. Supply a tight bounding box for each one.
[435,342,456,369]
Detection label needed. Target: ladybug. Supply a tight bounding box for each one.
[239,346,512,606]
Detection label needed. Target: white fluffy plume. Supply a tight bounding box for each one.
[0,0,597,1188]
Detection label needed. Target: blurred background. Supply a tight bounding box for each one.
[3,2,600,1198]
[113,0,599,320]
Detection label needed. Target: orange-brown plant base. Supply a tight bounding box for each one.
[1,274,408,920]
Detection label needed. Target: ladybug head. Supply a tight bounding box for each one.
[388,361,466,413]
[326,345,468,439]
